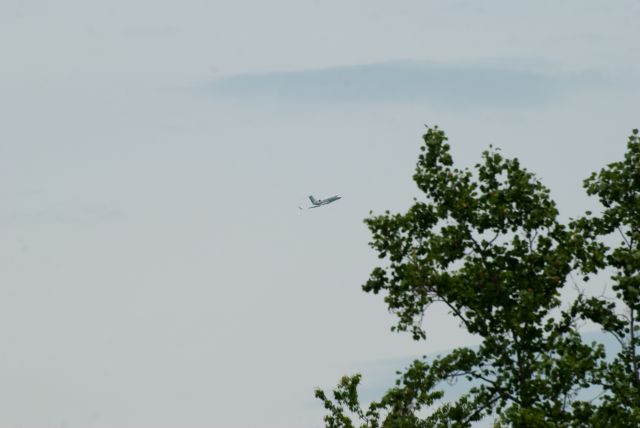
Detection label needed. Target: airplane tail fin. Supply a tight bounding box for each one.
[308,195,319,205]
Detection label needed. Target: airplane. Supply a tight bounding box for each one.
[304,194,342,209]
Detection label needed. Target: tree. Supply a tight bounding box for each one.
[569,128,640,426]
[316,126,640,427]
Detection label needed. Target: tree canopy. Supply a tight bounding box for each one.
[315,127,640,427]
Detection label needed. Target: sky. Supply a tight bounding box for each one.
[1,1,639,427]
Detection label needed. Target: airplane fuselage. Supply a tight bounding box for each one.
[308,194,341,208]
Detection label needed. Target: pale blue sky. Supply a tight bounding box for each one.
[1,1,639,427]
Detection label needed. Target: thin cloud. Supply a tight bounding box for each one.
[206,60,607,107]
[351,330,620,405]
[3,204,125,226]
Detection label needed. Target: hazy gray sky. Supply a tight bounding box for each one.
[1,1,639,427]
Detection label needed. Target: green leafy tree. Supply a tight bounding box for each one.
[315,126,640,427]
[569,129,640,426]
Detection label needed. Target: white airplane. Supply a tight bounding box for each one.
[303,194,342,209]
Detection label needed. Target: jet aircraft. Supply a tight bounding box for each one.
[305,194,341,209]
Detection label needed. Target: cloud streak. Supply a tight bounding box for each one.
[352,330,621,406]
[207,60,606,107]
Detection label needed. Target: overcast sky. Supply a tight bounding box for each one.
[1,1,639,427]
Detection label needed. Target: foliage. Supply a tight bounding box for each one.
[571,128,640,425]
[316,127,640,426]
